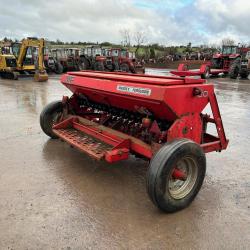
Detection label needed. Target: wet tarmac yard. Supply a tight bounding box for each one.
[0,71,249,249]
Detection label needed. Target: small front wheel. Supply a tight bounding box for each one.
[40,101,63,139]
[146,139,206,213]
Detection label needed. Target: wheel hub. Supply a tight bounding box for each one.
[168,156,198,200]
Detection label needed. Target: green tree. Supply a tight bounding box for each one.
[150,48,155,58]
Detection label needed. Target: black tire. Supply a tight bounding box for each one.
[40,101,63,139]
[94,61,104,71]
[54,62,64,74]
[120,63,130,72]
[229,63,240,79]
[80,57,91,70]
[239,68,249,79]
[78,60,87,71]
[113,61,120,71]
[201,66,210,79]
[146,139,206,213]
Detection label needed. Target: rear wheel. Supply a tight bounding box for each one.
[40,101,63,139]
[94,61,104,71]
[78,60,87,70]
[120,63,130,72]
[229,63,240,79]
[239,68,249,79]
[146,139,206,213]
[54,62,63,74]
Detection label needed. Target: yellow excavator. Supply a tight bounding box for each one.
[0,41,18,79]
[0,37,48,82]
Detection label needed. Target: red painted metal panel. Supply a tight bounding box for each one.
[60,73,212,121]
[170,70,202,77]
[164,84,213,117]
[52,71,228,163]
[167,113,202,144]
[105,148,129,163]
[66,71,186,85]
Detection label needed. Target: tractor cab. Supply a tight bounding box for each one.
[107,48,130,71]
[108,48,144,73]
[66,48,80,61]
[213,45,240,59]
[80,45,106,71]
[65,48,81,70]
[92,46,102,57]
[84,45,102,58]
[51,48,77,71]
[101,48,111,57]
[110,48,128,59]
[221,45,238,55]
[89,46,106,63]
[212,45,241,71]
[110,48,132,63]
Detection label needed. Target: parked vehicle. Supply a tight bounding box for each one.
[211,45,244,79]
[239,49,250,79]
[51,48,80,72]
[79,46,144,74]
[106,48,144,73]
[0,37,48,81]
[44,48,63,74]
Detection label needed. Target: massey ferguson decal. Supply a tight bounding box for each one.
[117,85,151,96]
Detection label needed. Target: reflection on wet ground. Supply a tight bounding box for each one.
[0,70,249,249]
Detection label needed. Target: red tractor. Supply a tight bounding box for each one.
[211,45,242,79]
[43,48,64,74]
[171,46,250,79]
[79,46,145,74]
[104,48,145,74]
[78,45,106,71]
[51,48,81,72]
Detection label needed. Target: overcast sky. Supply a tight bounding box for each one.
[0,0,249,45]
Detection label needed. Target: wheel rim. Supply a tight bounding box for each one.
[168,156,198,200]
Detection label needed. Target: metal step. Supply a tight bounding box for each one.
[52,117,131,162]
[54,128,113,160]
